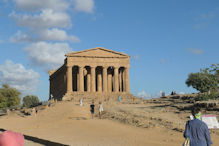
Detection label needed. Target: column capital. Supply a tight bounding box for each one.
[78,65,85,68]
[113,65,120,69]
[66,65,72,68]
[114,66,119,69]
[83,68,88,75]
[102,66,108,69]
[90,65,96,69]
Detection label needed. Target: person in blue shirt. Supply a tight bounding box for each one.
[184,107,212,146]
[118,96,121,102]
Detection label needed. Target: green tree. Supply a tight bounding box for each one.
[0,94,7,108]
[201,64,219,90]
[0,84,21,108]
[23,95,40,108]
[186,71,218,93]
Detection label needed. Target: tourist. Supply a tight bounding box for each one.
[184,107,212,146]
[161,92,165,97]
[98,102,104,119]
[80,98,83,106]
[35,107,38,115]
[118,96,121,102]
[171,91,174,95]
[32,108,35,116]
[90,101,95,119]
[0,130,24,146]
[30,108,33,116]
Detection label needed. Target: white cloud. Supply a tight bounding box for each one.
[10,30,33,42]
[10,9,71,29]
[10,0,96,43]
[10,0,95,72]
[37,28,80,42]
[3,0,8,3]
[14,0,95,13]
[24,42,72,71]
[11,29,80,43]
[14,0,69,12]
[186,48,203,55]
[73,0,94,13]
[136,91,152,99]
[0,60,40,94]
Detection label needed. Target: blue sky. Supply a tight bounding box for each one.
[0,0,218,101]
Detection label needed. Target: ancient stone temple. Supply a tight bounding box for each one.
[49,47,130,101]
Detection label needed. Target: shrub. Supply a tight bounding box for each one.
[23,95,40,108]
[195,92,219,101]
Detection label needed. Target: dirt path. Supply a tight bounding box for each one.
[0,101,218,146]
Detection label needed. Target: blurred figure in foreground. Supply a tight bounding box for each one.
[184,107,212,146]
[0,130,24,146]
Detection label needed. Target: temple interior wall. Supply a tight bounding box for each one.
[50,65,67,100]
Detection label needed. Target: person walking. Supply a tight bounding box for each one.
[184,107,212,146]
[30,108,33,116]
[118,96,121,102]
[90,101,95,119]
[80,98,83,106]
[98,102,104,119]
[35,107,38,116]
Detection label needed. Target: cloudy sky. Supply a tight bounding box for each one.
[0,0,219,100]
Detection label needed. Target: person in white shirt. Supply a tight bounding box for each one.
[80,98,83,106]
[98,102,104,119]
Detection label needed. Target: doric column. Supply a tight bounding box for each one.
[122,70,125,92]
[87,73,91,92]
[66,65,72,93]
[108,72,112,92]
[103,66,107,92]
[91,66,96,92]
[97,70,102,92]
[119,69,122,92]
[114,67,119,92]
[77,73,79,91]
[125,67,130,93]
[79,66,84,92]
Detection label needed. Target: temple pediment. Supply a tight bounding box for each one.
[65,47,129,58]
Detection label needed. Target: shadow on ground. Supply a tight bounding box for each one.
[0,128,68,146]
